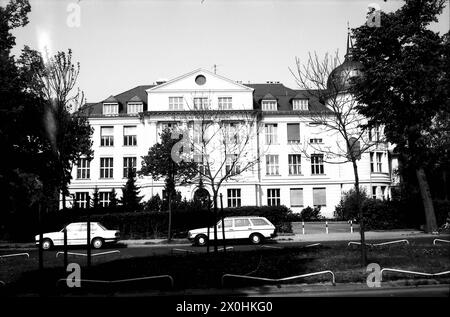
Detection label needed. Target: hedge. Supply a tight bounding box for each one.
[38,205,293,239]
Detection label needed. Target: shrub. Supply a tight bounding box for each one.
[299,206,324,221]
[334,187,369,220]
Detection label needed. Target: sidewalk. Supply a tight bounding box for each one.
[274,229,442,243]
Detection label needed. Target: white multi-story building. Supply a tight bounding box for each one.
[70,49,396,218]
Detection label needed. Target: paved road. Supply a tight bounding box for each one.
[109,283,450,297]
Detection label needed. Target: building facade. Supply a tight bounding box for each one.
[69,64,396,218]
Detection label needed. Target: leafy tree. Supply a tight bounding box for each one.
[334,188,370,220]
[351,0,449,233]
[109,188,118,209]
[91,186,100,209]
[145,194,162,212]
[140,128,198,239]
[0,0,49,236]
[18,47,93,211]
[121,168,143,212]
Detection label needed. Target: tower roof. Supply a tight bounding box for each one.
[326,26,363,92]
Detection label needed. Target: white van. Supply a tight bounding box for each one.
[188,216,276,246]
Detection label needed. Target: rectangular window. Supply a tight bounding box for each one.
[123,126,137,146]
[194,154,209,176]
[262,100,277,111]
[309,138,323,144]
[227,189,241,207]
[290,188,303,207]
[370,152,374,172]
[288,154,301,175]
[76,158,90,179]
[287,123,300,143]
[127,102,143,114]
[376,153,383,172]
[169,97,184,110]
[99,192,111,207]
[160,122,178,132]
[75,192,89,209]
[266,155,279,175]
[225,154,240,175]
[370,125,381,142]
[267,188,280,206]
[224,122,239,144]
[311,154,324,175]
[313,188,326,207]
[103,103,118,115]
[193,97,209,110]
[218,97,232,110]
[265,124,278,144]
[293,99,308,110]
[100,158,113,179]
[123,157,137,178]
[372,186,377,199]
[100,126,114,147]
[381,186,386,200]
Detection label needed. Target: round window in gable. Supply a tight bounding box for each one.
[195,75,206,85]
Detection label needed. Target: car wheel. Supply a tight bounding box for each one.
[195,234,208,246]
[249,233,263,245]
[92,238,104,249]
[41,239,53,250]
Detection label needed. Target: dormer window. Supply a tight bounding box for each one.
[127,102,143,114]
[293,99,309,111]
[262,100,277,111]
[103,103,118,115]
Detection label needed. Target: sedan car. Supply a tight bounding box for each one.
[35,222,120,250]
[188,216,276,246]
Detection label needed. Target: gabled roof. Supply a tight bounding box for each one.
[147,68,254,92]
[244,83,329,112]
[128,95,143,102]
[79,82,331,116]
[261,93,277,100]
[102,95,118,103]
[79,85,155,115]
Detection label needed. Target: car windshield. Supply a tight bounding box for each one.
[97,223,107,230]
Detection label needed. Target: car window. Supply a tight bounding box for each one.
[250,218,269,226]
[66,223,82,232]
[234,219,251,227]
[80,223,99,231]
[217,219,233,229]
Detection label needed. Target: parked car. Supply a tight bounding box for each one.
[188,216,276,246]
[34,222,120,250]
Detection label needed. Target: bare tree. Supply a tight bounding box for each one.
[169,95,264,253]
[290,51,383,266]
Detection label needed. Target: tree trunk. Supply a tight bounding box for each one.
[351,159,367,267]
[212,191,218,253]
[168,194,172,241]
[416,167,437,233]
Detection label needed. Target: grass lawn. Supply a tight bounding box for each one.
[3,240,450,295]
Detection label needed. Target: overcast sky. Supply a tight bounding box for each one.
[9,0,450,103]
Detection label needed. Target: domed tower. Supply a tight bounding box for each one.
[326,27,363,93]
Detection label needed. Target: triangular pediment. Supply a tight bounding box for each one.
[147,69,253,92]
